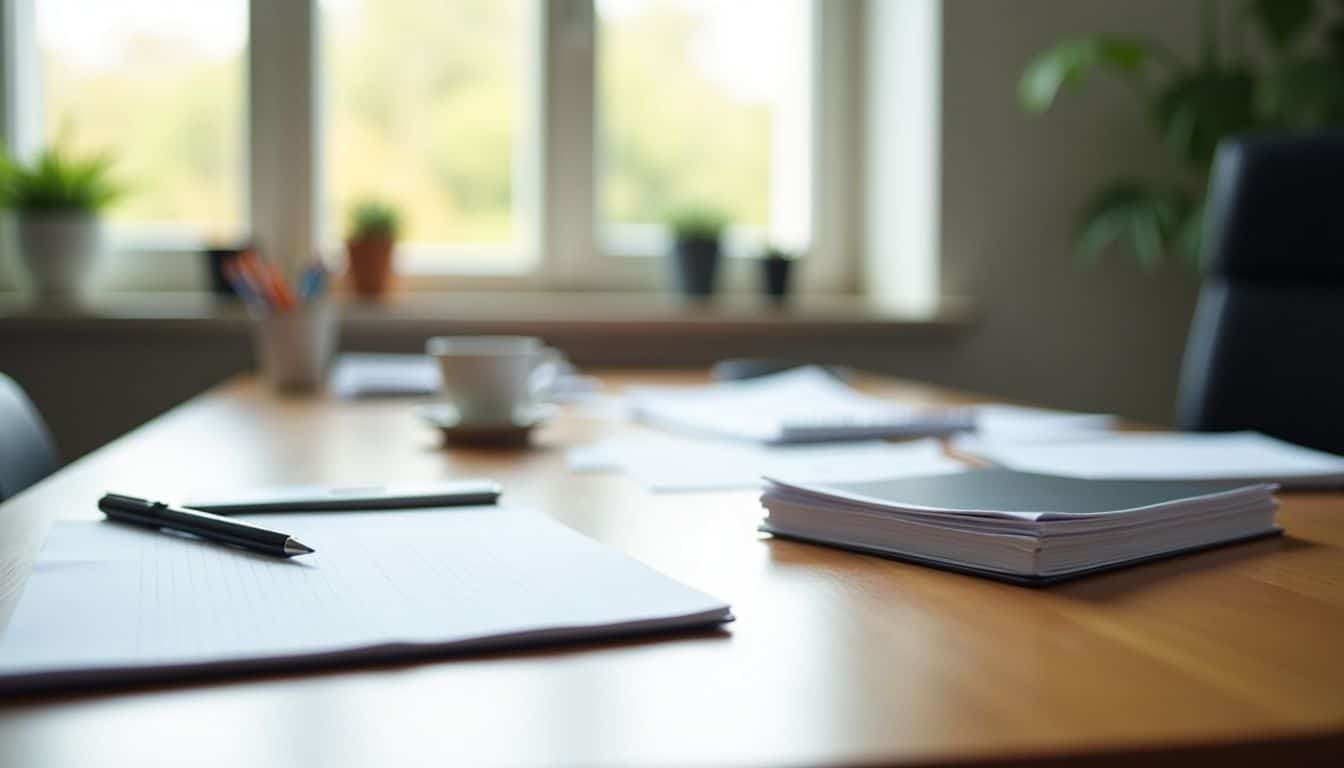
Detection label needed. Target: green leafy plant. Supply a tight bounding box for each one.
[0,137,124,212]
[1020,0,1344,268]
[348,200,401,241]
[665,204,730,242]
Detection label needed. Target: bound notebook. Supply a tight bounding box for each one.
[760,469,1281,585]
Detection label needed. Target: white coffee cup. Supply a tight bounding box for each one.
[426,336,562,424]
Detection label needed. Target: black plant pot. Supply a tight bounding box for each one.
[204,244,247,297]
[760,256,792,301]
[671,236,722,297]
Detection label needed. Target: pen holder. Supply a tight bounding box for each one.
[249,303,339,392]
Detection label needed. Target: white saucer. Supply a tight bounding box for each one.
[417,403,557,447]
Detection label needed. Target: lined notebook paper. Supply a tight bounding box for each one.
[0,508,731,694]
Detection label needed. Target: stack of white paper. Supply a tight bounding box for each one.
[0,508,731,694]
[761,469,1281,583]
[628,367,974,444]
[956,431,1344,488]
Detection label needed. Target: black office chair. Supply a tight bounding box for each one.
[1175,133,1344,454]
[0,373,59,501]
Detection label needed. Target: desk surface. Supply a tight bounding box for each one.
[1,371,1342,767]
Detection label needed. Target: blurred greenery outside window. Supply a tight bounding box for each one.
[22,0,821,282]
[321,0,534,273]
[37,0,248,247]
[597,0,813,258]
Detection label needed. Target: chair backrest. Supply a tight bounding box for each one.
[0,373,59,501]
[1175,133,1344,454]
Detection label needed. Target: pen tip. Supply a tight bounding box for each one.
[284,538,315,557]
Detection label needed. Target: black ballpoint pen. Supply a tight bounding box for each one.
[98,493,315,558]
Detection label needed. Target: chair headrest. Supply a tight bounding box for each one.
[1203,133,1344,284]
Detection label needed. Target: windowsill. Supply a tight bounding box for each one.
[0,291,975,338]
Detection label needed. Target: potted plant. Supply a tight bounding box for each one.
[666,205,729,298]
[760,247,794,303]
[1019,0,1344,268]
[0,137,123,302]
[345,200,401,297]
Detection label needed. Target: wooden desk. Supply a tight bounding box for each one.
[1,371,1341,767]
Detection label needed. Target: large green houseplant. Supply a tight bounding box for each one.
[1020,0,1344,268]
[0,136,123,300]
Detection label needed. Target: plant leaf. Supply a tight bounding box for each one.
[1178,202,1206,268]
[1263,54,1344,125]
[0,133,125,211]
[1076,181,1191,268]
[1247,0,1318,51]
[1019,37,1149,112]
[1153,70,1257,170]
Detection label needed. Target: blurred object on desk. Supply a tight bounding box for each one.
[224,253,335,392]
[631,366,973,444]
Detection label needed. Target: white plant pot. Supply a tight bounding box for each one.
[17,211,102,301]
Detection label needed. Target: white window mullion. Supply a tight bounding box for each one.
[249,0,319,275]
[0,0,40,161]
[806,0,859,294]
[539,0,597,289]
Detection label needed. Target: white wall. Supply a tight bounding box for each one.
[864,0,1205,423]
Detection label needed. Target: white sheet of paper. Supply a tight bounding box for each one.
[330,353,440,398]
[972,404,1115,440]
[0,508,730,693]
[956,430,1344,486]
[627,367,972,443]
[568,436,966,492]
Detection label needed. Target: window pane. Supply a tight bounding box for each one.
[598,0,812,250]
[322,0,533,270]
[37,0,248,242]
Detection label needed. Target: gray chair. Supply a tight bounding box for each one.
[1175,133,1344,454]
[0,373,59,500]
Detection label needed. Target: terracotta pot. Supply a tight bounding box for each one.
[346,235,395,297]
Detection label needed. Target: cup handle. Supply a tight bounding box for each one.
[529,347,565,402]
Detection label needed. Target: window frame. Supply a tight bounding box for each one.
[1,0,860,295]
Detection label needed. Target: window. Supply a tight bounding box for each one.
[321,0,537,273]
[3,0,856,293]
[597,0,812,256]
[35,0,248,246]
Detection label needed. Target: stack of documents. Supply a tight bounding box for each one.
[955,431,1344,488]
[760,469,1280,584]
[0,508,731,694]
[628,367,974,444]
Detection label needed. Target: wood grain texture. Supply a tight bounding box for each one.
[0,370,1341,768]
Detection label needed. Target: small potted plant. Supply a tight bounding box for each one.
[665,205,729,298]
[345,200,401,297]
[760,247,794,303]
[0,137,123,302]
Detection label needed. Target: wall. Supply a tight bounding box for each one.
[863,0,1204,424]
